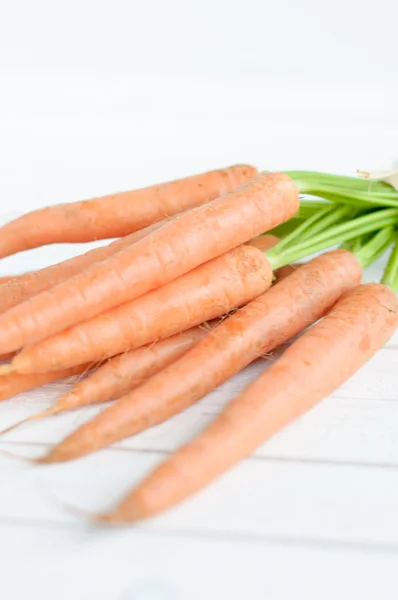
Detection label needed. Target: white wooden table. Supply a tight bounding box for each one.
[0,73,398,599]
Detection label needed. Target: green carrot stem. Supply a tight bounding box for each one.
[276,205,355,251]
[353,227,395,269]
[267,220,303,239]
[267,200,333,239]
[283,171,398,209]
[274,206,332,251]
[286,171,398,197]
[297,199,333,219]
[339,239,356,252]
[381,235,398,292]
[304,188,398,209]
[340,233,372,253]
[265,209,398,270]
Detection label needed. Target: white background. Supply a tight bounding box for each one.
[1,1,398,598]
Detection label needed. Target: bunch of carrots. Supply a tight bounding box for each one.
[0,163,398,523]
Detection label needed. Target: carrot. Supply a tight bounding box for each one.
[0,352,16,362]
[246,235,296,279]
[54,326,208,408]
[9,244,273,373]
[0,172,298,353]
[96,283,398,522]
[0,237,282,433]
[0,276,16,285]
[0,364,91,403]
[0,219,167,314]
[37,249,361,464]
[0,165,256,258]
[15,239,282,399]
[3,327,209,433]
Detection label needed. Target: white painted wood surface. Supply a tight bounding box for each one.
[0,73,398,599]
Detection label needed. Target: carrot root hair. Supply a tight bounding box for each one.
[0,447,35,464]
[0,405,61,437]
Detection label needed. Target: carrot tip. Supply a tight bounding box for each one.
[35,454,57,465]
[93,513,116,524]
[0,364,14,376]
[0,447,34,464]
[0,406,61,437]
[92,512,136,526]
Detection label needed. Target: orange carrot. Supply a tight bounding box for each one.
[0,219,167,314]
[0,352,16,362]
[0,165,256,258]
[99,283,398,522]
[0,276,16,285]
[6,327,208,431]
[0,364,91,403]
[55,326,208,408]
[10,244,273,373]
[246,235,297,280]
[0,172,298,353]
[37,249,361,464]
[245,234,280,251]
[0,238,281,432]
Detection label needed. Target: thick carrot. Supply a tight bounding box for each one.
[10,244,273,373]
[0,226,272,317]
[0,172,298,353]
[38,249,361,464]
[0,219,167,314]
[99,283,398,522]
[0,165,256,258]
[0,364,90,403]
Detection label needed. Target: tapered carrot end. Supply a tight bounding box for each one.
[4,354,33,376]
[0,405,61,437]
[0,364,14,376]
[35,453,60,465]
[92,497,147,525]
[93,512,121,525]
[92,511,139,526]
[0,447,35,464]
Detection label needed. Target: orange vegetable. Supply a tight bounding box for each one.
[9,244,273,373]
[0,364,90,403]
[0,276,16,285]
[0,172,298,353]
[246,235,297,280]
[37,249,361,464]
[5,327,208,433]
[0,220,167,314]
[0,164,256,258]
[97,283,398,523]
[0,237,280,434]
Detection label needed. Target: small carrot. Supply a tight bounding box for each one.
[37,249,361,464]
[9,244,274,373]
[54,326,208,409]
[97,283,398,522]
[2,327,209,433]
[0,165,256,258]
[0,364,91,403]
[0,219,167,314]
[0,172,298,353]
